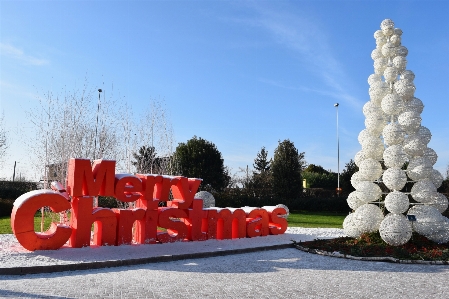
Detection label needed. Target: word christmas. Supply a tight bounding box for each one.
[11,159,288,251]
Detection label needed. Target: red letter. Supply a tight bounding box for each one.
[154,176,179,202]
[157,208,188,243]
[264,206,288,235]
[113,208,145,245]
[245,208,269,238]
[171,177,202,209]
[67,159,115,197]
[206,208,246,239]
[70,196,117,247]
[114,174,142,202]
[183,199,207,241]
[11,190,72,251]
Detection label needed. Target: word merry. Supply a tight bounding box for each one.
[11,159,288,251]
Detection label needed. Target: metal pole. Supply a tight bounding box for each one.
[95,89,102,160]
[13,161,16,181]
[334,103,340,196]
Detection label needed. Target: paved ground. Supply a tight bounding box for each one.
[1,248,449,299]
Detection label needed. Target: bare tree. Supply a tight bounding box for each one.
[0,113,7,166]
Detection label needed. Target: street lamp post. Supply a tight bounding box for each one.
[334,103,341,196]
[94,89,102,160]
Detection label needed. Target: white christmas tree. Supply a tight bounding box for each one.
[343,19,449,246]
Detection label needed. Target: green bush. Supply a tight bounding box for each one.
[0,198,14,217]
[0,181,38,200]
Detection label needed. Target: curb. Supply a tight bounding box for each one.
[294,245,449,265]
[0,243,295,276]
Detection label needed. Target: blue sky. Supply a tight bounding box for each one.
[1,0,449,180]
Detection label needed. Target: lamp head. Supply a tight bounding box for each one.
[98,89,102,93]
[334,103,339,107]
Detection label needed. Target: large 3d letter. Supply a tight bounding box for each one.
[70,196,117,247]
[11,190,72,251]
[67,159,115,197]
[113,208,145,245]
[265,206,288,235]
[246,208,269,238]
[157,207,188,243]
[134,174,162,244]
[114,174,142,202]
[207,208,246,240]
[171,177,202,209]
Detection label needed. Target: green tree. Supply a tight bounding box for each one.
[271,139,303,200]
[132,146,157,173]
[175,136,230,192]
[340,159,359,194]
[253,146,272,173]
[304,164,329,174]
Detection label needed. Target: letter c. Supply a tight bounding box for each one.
[11,190,72,251]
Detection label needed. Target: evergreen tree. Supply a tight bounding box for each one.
[253,146,272,173]
[132,146,157,173]
[271,139,303,200]
[340,159,358,194]
[175,136,230,192]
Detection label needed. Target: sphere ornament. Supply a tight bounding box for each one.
[382,122,405,146]
[383,66,398,83]
[382,167,407,191]
[361,136,384,160]
[363,101,383,118]
[353,204,384,233]
[358,129,375,145]
[428,193,449,213]
[417,126,432,144]
[430,169,444,189]
[355,181,382,203]
[343,213,363,238]
[374,29,384,39]
[400,70,415,82]
[403,97,424,114]
[351,171,365,189]
[347,191,365,210]
[396,46,409,57]
[365,112,387,136]
[367,73,382,86]
[407,205,449,243]
[358,158,383,181]
[423,147,438,165]
[379,213,412,246]
[381,42,397,58]
[195,191,215,208]
[380,19,395,36]
[403,134,428,157]
[394,79,415,100]
[354,150,369,167]
[398,111,422,135]
[371,49,384,61]
[383,144,408,168]
[375,36,387,48]
[385,191,409,214]
[390,34,401,46]
[407,157,433,181]
[373,58,389,75]
[392,56,407,73]
[381,92,403,115]
[369,81,389,104]
[411,179,437,203]
[394,28,403,36]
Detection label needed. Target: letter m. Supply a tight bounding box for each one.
[67,159,116,197]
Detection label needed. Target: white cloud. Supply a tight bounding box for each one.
[0,43,49,66]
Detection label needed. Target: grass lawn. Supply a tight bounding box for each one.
[0,211,346,234]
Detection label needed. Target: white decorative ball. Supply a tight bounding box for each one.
[371,48,384,61]
[403,134,427,157]
[369,81,389,104]
[367,74,382,86]
[400,70,415,82]
[398,111,421,135]
[411,179,437,203]
[382,167,407,191]
[381,42,397,58]
[373,58,389,75]
[381,93,403,115]
[426,216,449,244]
[407,156,433,181]
[394,28,403,36]
[379,213,412,246]
[358,158,383,181]
[355,181,382,203]
[423,147,438,165]
[358,129,375,145]
[380,19,395,36]
[385,191,409,214]
[430,169,444,189]
[343,213,362,238]
[403,97,424,114]
[417,126,432,144]
[383,144,408,168]
[354,204,384,233]
[392,56,407,73]
[365,112,387,136]
[361,135,385,159]
[347,191,365,210]
[374,29,384,39]
[383,66,398,83]
[363,101,383,118]
[354,150,368,167]
[394,79,415,100]
[351,171,365,190]
[382,122,405,146]
[429,193,449,213]
[396,46,408,57]
[195,191,216,208]
[390,34,401,46]
[407,205,446,241]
